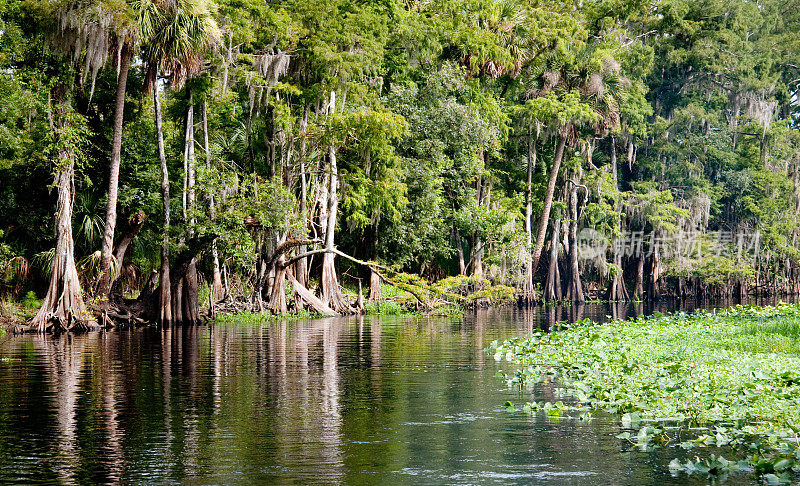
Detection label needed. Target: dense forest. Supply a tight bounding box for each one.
[1,0,800,331]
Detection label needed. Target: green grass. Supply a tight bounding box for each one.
[0,291,40,327]
[720,317,800,354]
[364,300,408,316]
[214,309,322,324]
[492,303,800,482]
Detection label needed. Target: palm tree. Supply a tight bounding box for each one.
[527,49,628,291]
[136,0,220,324]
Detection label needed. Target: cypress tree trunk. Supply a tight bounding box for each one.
[543,216,562,301]
[522,127,537,303]
[531,132,568,275]
[369,268,381,301]
[181,90,200,324]
[98,45,133,297]
[181,260,201,323]
[268,233,288,315]
[153,82,171,325]
[472,237,484,278]
[455,226,466,275]
[472,155,486,279]
[296,106,309,287]
[566,181,584,303]
[633,253,644,299]
[32,86,89,332]
[607,137,629,301]
[320,91,348,312]
[203,100,223,301]
[648,245,662,301]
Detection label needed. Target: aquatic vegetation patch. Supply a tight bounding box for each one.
[491,303,800,483]
[364,300,408,315]
[214,309,322,324]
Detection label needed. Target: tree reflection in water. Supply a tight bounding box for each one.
[0,301,789,484]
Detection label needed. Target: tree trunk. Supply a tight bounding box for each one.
[222,31,232,95]
[203,100,223,301]
[153,82,171,325]
[287,270,337,317]
[633,253,644,299]
[98,45,132,297]
[608,242,629,301]
[186,91,196,232]
[296,106,309,287]
[32,87,90,332]
[472,156,486,279]
[472,235,483,278]
[320,91,349,312]
[181,260,201,324]
[268,233,288,315]
[543,217,562,301]
[531,132,568,275]
[179,90,200,324]
[607,137,629,301]
[455,226,466,275]
[522,127,537,302]
[566,181,584,303]
[648,245,662,301]
[108,211,146,298]
[369,268,381,301]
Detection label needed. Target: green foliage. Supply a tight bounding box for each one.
[363,300,407,316]
[3,0,800,315]
[20,290,39,309]
[213,309,321,324]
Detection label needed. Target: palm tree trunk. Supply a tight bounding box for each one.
[98,45,132,297]
[153,82,171,325]
[531,132,568,276]
[32,87,88,332]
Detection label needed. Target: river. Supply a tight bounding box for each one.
[0,298,786,484]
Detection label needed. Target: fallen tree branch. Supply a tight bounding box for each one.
[265,238,322,270]
[283,247,432,309]
[286,270,338,317]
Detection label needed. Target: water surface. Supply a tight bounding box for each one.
[0,299,779,484]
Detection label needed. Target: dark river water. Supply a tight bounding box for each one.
[0,298,786,484]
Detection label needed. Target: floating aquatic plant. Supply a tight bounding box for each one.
[491,303,800,483]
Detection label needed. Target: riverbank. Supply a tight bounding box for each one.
[0,293,40,333]
[1,276,518,332]
[492,302,800,483]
